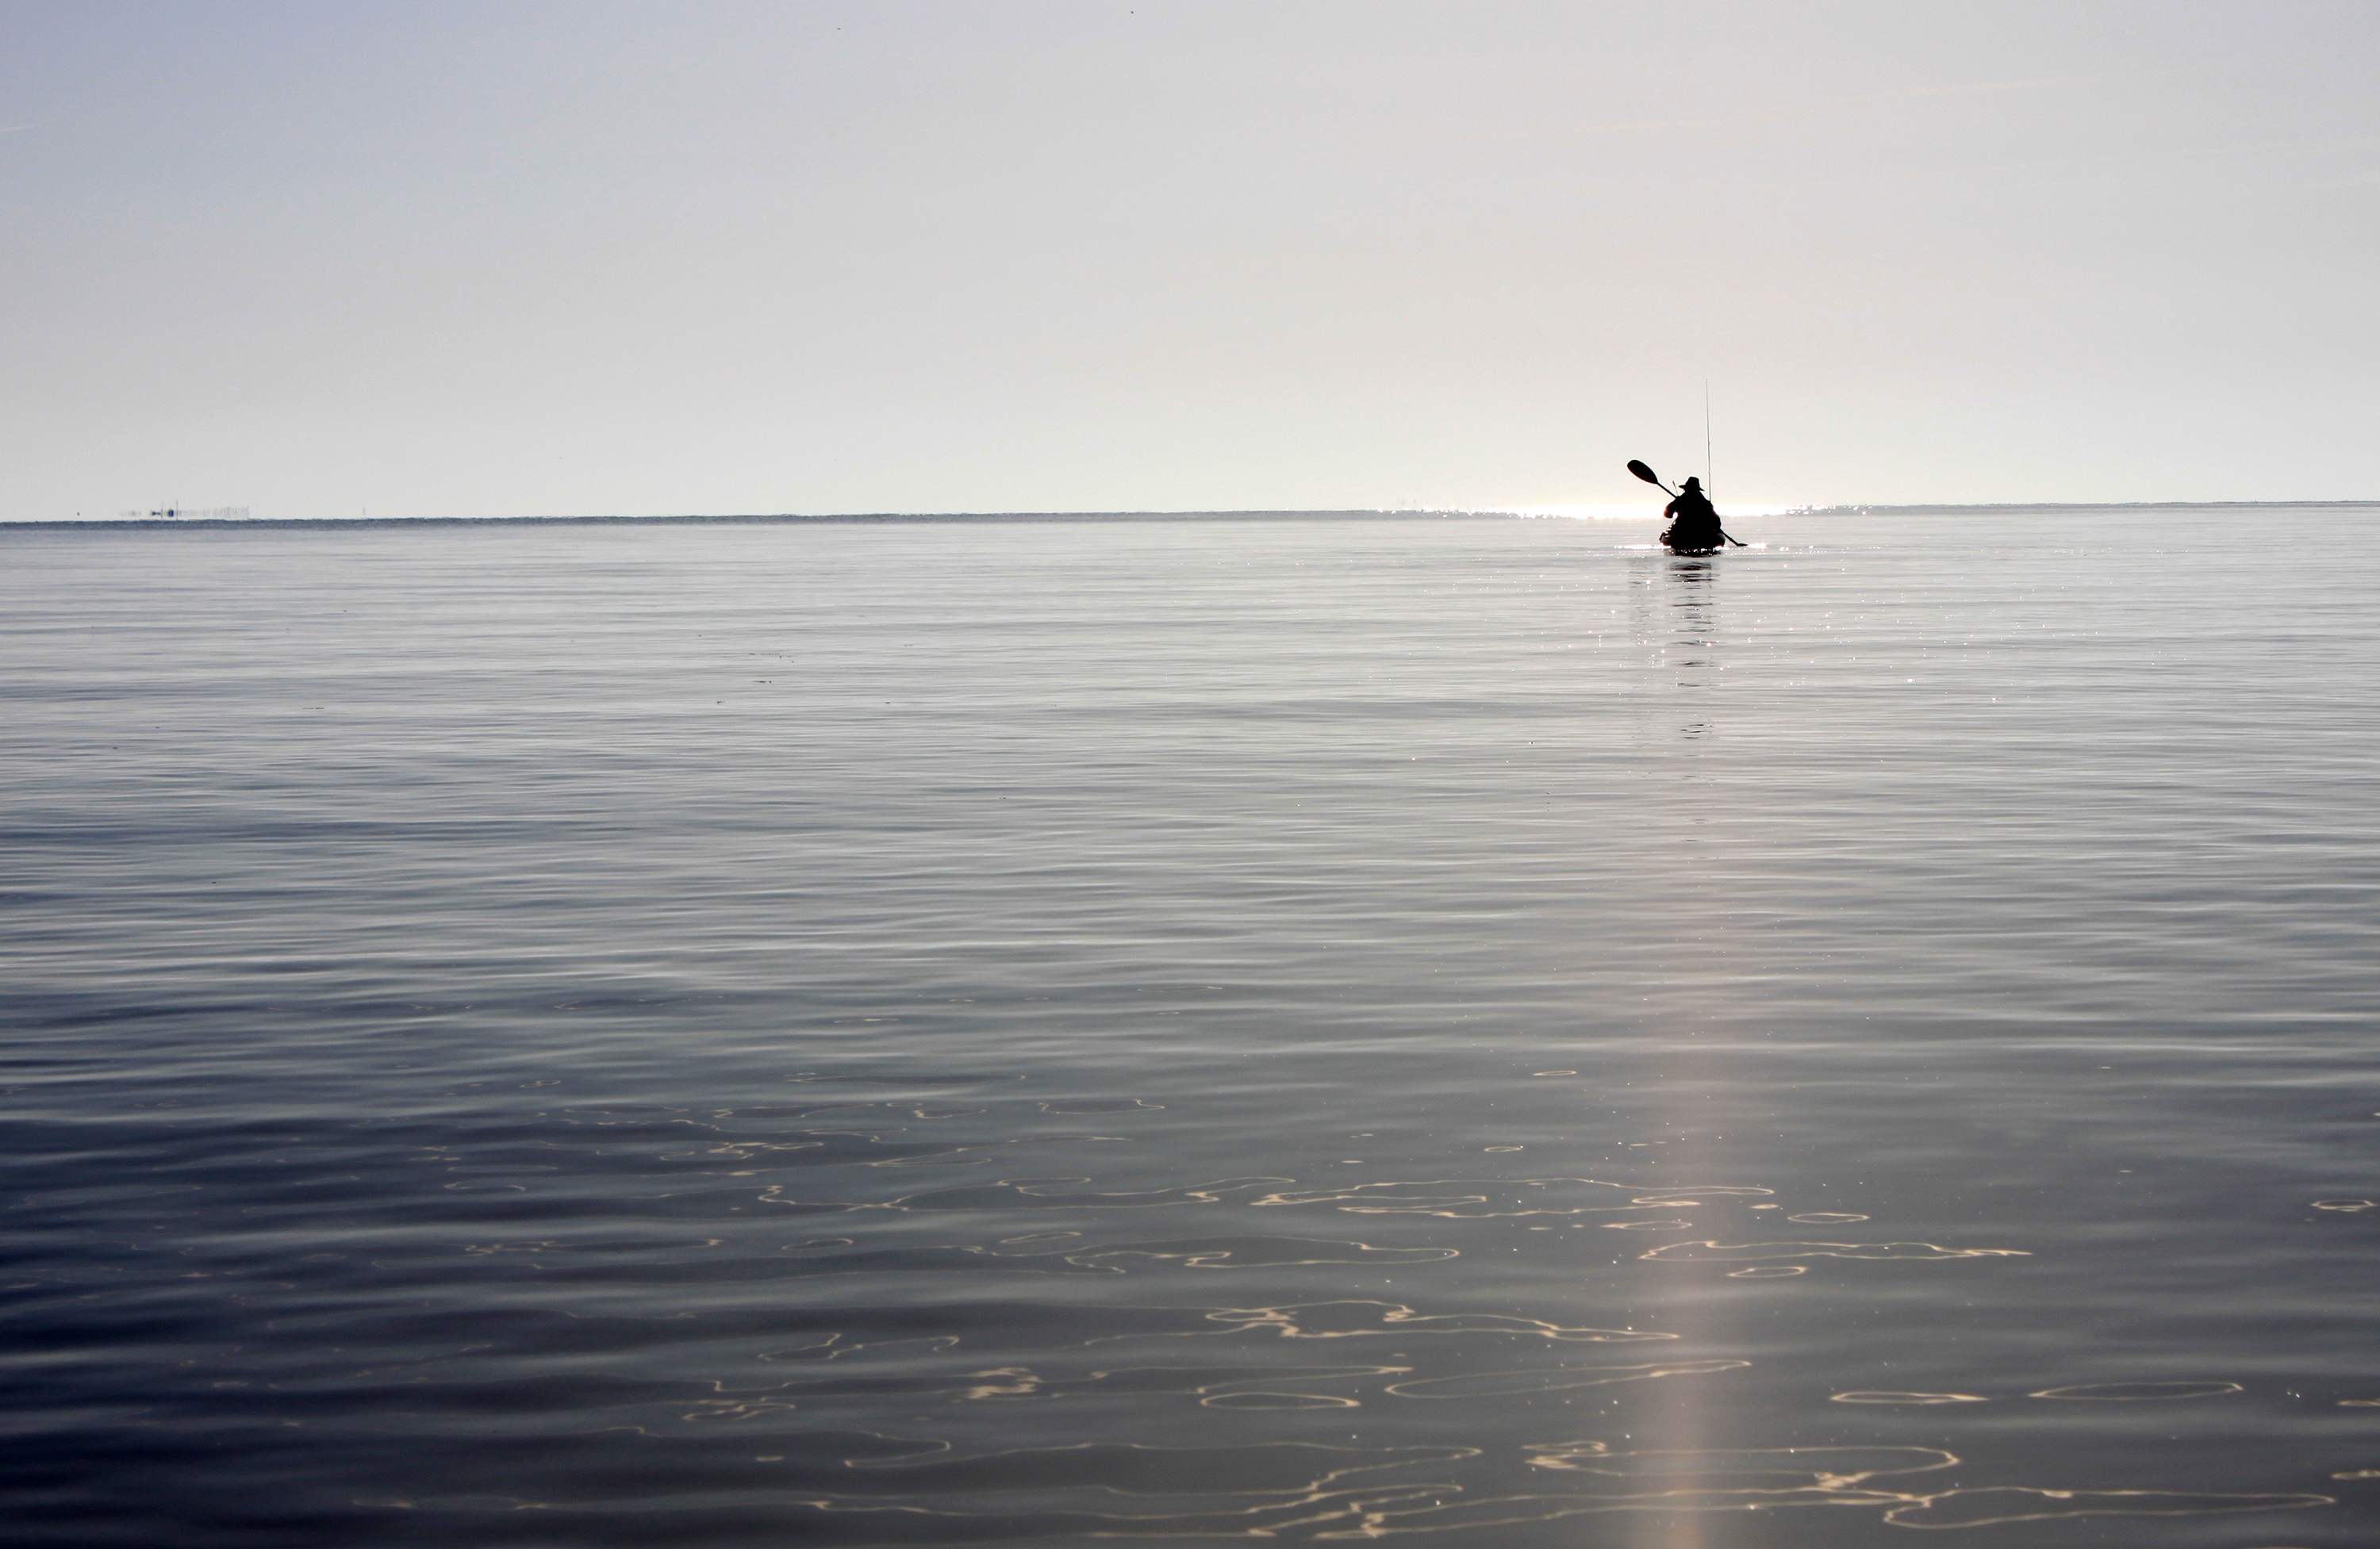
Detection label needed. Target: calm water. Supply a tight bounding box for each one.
[4,509,2378,1547]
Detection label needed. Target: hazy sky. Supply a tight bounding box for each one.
[4,1,2374,517]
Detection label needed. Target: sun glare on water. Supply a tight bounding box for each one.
[1500,504,1803,522]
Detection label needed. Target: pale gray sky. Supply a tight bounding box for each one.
[4,0,2374,518]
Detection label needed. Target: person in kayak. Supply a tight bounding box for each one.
[1660,477,1726,554]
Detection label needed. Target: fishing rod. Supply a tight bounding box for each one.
[1626,458,1745,548]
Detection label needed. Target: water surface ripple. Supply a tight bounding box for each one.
[3,511,2376,1546]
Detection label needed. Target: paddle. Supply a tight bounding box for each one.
[1626,459,1745,547]
[1626,458,1675,497]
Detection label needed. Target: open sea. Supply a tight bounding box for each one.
[4,506,2378,1547]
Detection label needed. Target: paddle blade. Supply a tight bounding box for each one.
[1626,459,1663,485]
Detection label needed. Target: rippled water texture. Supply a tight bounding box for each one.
[5,510,2378,1547]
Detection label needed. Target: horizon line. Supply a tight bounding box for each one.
[3,499,2374,531]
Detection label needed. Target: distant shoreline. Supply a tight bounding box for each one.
[1810,500,2380,516]
[3,500,2374,531]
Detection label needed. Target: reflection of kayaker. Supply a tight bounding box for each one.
[1661,477,1726,554]
[1626,459,1744,552]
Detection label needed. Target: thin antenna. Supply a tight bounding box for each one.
[1703,380,1713,494]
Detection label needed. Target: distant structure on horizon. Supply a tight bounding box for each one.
[117,506,251,520]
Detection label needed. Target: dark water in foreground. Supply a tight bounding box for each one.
[3,510,2377,1547]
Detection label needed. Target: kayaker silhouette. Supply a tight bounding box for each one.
[1662,477,1726,554]
[1625,460,1744,552]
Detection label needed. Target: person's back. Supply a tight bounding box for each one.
[1662,477,1723,553]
